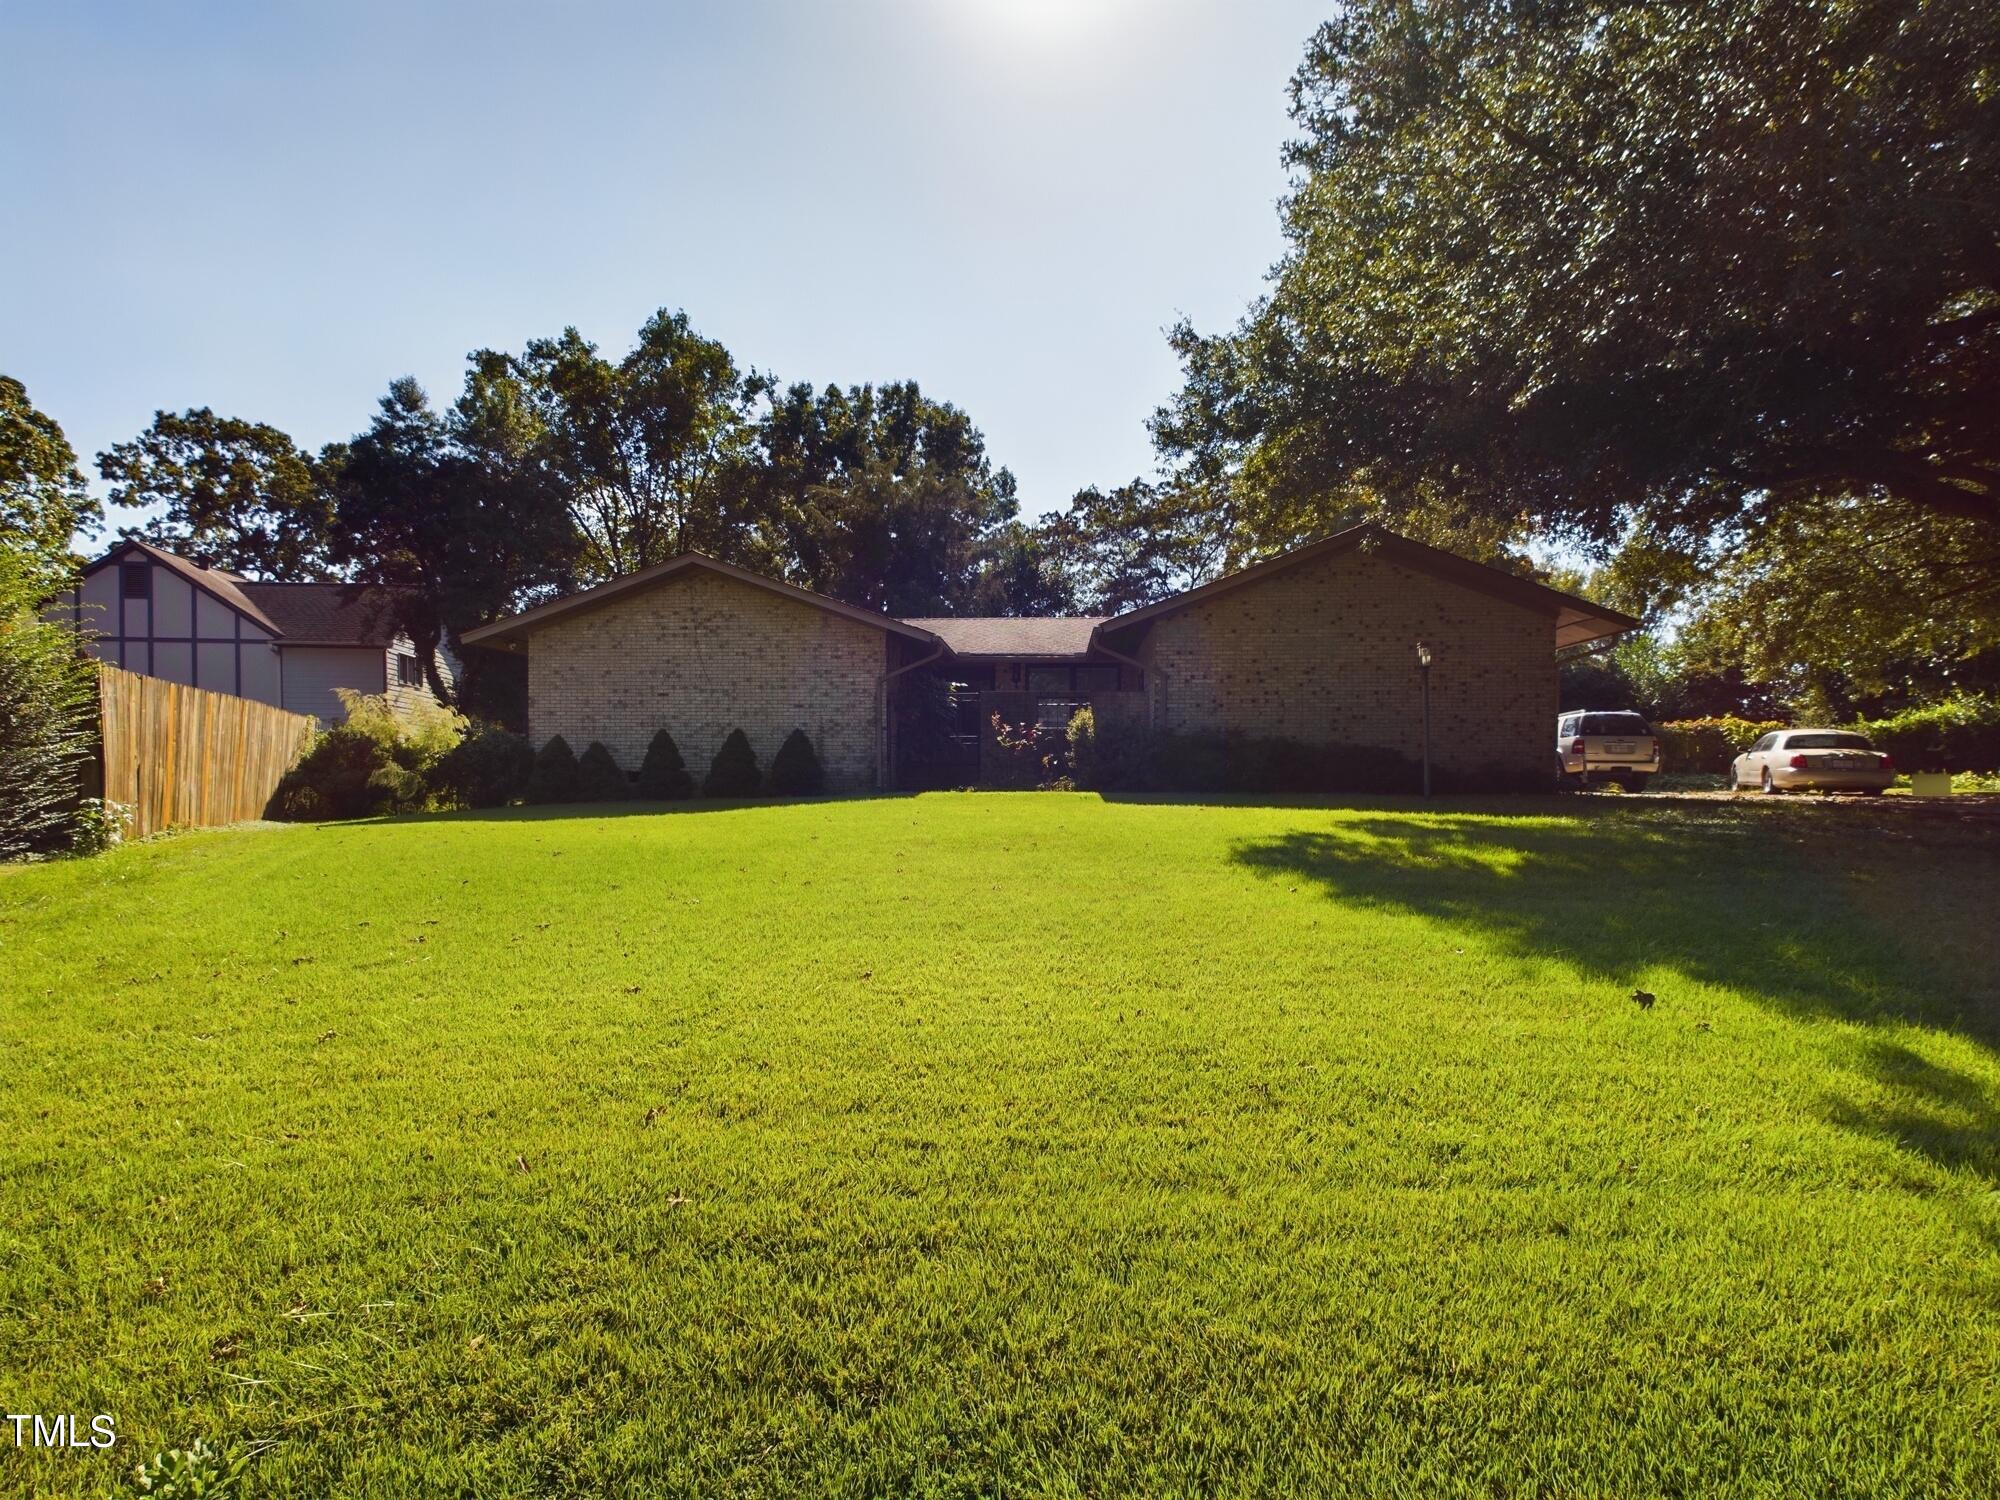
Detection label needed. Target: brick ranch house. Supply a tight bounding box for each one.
[49,539,456,725]
[461,523,1637,792]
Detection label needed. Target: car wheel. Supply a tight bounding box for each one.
[1760,768,1780,795]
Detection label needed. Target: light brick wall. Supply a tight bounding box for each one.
[1130,547,1555,778]
[526,569,890,792]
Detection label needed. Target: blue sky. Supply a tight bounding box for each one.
[2,0,1327,526]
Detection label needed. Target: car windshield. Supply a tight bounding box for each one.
[1580,713,1651,735]
[1786,733,1874,751]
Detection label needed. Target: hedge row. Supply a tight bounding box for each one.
[505,726,826,805]
[1065,709,1543,795]
[278,716,826,820]
[1657,696,2000,774]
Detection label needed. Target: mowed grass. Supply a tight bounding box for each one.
[2,794,1997,1499]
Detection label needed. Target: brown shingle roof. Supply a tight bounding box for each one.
[92,541,412,646]
[236,582,409,646]
[896,617,1108,660]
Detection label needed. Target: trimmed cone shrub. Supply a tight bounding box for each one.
[702,728,762,798]
[428,724,534,808]
[767,728,825,796]
[525,734,581,804]
[577,740,632,801]
[635,728,694,799]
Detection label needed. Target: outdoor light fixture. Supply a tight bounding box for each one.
[1416,641,1434,797]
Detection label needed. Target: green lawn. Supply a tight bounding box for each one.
[3,794,1997,1498]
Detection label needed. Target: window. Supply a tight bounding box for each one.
[121,563,151,601]
[1074,665,1119,694]
[1784,732,1873,751]
[1580,711,1652,735]
[1026,666,1072,694]
[1751,734,1778,753]
[395,652,422,687]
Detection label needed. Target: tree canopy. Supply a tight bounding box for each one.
[1156,0,1999,558]
[1,375,100,593]
[99,408,335,579]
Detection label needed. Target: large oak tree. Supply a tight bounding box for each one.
[1158,0,2000,562]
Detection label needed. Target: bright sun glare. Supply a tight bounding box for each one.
[957,0,1138,48]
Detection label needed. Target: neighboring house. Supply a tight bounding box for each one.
[51,539,456,724]
[461,523,1637,793]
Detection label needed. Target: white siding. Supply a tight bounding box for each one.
[279,646,385,723]
[155,571,194,636]
[241,642,281,706]
[382,634,457,718]
[195,589,237,638]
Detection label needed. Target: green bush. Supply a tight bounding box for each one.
[1656,717,1788,774]
[0,551,99,859]
[333,688,465,770]
[1857,695,2000,773]
[577,740,632,801]
[1066,706,1101,790]
[767,728,825,796]
[525,734,582,804]
[428,724,533,808]
[634,728,694,799]
[276,726,425,820]
[703,728,762,798]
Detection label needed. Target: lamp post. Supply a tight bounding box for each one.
[1416,641,1433,798]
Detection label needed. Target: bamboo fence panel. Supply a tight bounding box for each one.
[96,665,315,837]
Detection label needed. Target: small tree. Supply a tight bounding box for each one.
[0,550,98,858]
[577,740,631,801]
[634,728,694,799]
[767,728,825,796]
[702,728,762,798]
[525,734,581,804]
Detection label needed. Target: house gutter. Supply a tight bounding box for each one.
[877,640,949,791]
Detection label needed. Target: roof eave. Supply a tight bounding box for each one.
[458,554,940,647]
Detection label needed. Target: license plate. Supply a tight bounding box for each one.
[1605,741,1636,755]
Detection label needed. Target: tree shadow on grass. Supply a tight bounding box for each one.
[1230,805,2000,1194]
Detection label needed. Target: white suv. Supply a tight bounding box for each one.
[1556,711,1662,790]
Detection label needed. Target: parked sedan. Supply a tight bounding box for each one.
[1729,729,1895,795]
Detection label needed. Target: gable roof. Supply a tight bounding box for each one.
[90,539,286,636]
[459,552,941,649]
[236,582,410,646]
[1094,523,1639,651]
[85,539,416,647]
[897,616,1108,660]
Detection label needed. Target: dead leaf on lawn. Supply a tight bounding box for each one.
[315,1030,337,1044]
[513,1154,531,1173]
[142,1274,169,1301]
[641,1106,663,1128]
